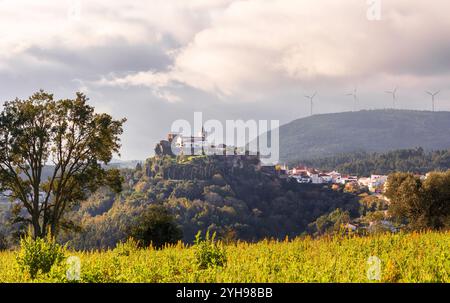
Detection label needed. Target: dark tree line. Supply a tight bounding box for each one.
[298,148,450,176]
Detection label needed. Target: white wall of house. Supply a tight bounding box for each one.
[309,174,322,184]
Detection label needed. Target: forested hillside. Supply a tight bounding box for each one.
[300,148,450,176]
[276,109,450,162]
[54,155,359,250]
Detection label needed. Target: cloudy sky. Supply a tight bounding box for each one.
[1,0,449,160]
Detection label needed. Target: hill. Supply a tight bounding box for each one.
[56,155,360,250]
[301,148,450,176]
[277,109,450,164]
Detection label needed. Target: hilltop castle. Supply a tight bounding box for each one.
[155,127,253,157]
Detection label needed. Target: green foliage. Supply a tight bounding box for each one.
[310,208,351,235]
[0,90,126,238]
[129,205,183,248]
[16,232,65,279]
[171,181,203,200]
[385,171,450,230]
[1,231,448,282]
[105,168,124,194]
[301,148,450,176]
[194,231,227,269]
[114,238,141,257]
[359,195,388,217]
[60,155,361,250]
[0,232,8,251]
[281,109,450,163]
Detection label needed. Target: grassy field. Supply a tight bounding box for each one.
[0,231,448,283]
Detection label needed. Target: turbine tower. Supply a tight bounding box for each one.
[346,88,358,111]
[385,87,398,109]
[426,90,440,112]
[304,92,317,116]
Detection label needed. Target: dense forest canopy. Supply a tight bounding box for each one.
[52,155,360,250]
[297,148,450,176]
[277,110,450,162]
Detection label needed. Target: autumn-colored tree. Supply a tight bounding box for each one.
[0,91,126,238]
[385,171,450,229]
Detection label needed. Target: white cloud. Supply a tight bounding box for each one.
[0,0,235,102]
[0,0,233,57]
[97,71,182,102]
[1,0,450,159]
[1,0,449,104]
[99,0,450,100]
[98,71,173,88]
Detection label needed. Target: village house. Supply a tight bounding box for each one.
[368,175,388,193]
[289,167,346,184]
[326,171,342,184]
[358,177,371,188]
[307,168,322,184]
[288,166,309,183]
[319,173,333,183]
[340,175,358,185]
[291,166,308,175]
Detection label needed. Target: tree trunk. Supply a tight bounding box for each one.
[32,215,42,239]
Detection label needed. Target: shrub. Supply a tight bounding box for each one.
[194,231,226,269]
[114,238,141,256]
[129,205,183,249]
[16,233,66,279]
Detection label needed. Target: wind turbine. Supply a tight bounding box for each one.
[346,88,358,111]
[304,92,317,116]
[426,90,440,112]
[385,87,398,109]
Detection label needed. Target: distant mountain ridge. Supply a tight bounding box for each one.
[276,109,450,164]
[108,159,142,169]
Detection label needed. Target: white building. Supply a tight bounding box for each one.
[340,175,358,185]
[319,174,333,183]
[358,177,371,187]
[326,171,342,184]
[307,169,321,184]
[294,175,312,183]
[369,175,388,192]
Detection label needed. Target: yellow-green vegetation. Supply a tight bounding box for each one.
[0,231,448,283]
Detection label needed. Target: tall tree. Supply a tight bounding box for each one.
[0,90,126,238]
[129,205,182,248]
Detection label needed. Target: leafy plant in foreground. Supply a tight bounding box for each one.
[16,232,65,279]
[114,238,141,257]
[194,231,227,270]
